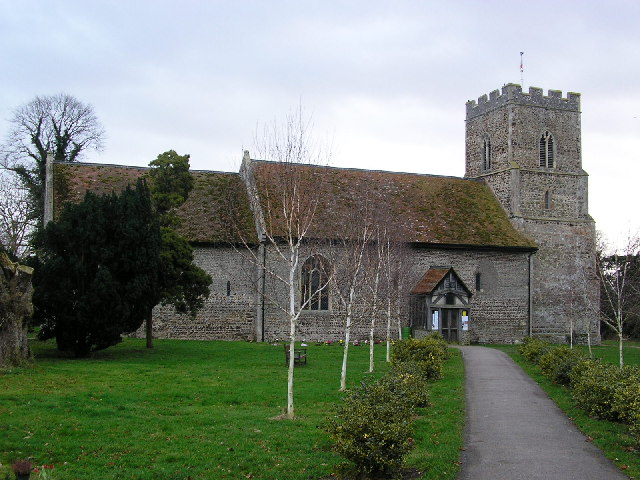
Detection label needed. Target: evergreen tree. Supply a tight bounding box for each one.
[33,180,161,357]
[144,150,212,348]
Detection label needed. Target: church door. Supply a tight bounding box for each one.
[441,309,459,342]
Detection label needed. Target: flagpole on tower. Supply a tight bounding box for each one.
[520,51,524,87]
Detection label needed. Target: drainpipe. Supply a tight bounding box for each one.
[528,252,534,337]
[256,242,267,342]
[261,243,266,342]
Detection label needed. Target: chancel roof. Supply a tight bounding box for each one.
[53,162,257,244]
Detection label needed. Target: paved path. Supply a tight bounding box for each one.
[456,346,628,480]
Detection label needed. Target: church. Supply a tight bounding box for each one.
[49,83,599,344]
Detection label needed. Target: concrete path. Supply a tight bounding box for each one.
[456,346,628,480]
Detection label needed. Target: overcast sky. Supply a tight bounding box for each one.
[1,0,638,248]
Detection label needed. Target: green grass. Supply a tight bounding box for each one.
[1,339,465,480]
[493,343,639,478]
[406,350,465,480]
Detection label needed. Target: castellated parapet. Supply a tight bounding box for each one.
[466,84,581,120]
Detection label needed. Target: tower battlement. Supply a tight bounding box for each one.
[466,84,580,120]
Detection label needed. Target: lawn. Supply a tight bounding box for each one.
[1,339,465,480]
[493,341,639,478]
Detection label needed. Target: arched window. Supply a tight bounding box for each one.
[301,255,330,310]
[482,137,492,171]
[539,131,555,168]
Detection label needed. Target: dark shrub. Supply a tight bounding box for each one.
[518,337,553,364]
[386,362,431,408]
[325,378,415,477]
[391,336,448,380]
[570,359,625,421]
[611,366,640,443]
[538,346,585,385]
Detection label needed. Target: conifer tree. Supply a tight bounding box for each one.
[33,180,161,357]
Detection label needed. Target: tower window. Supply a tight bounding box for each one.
[482,137,492,170]
[544,191,551,210]
[539,131,555,168]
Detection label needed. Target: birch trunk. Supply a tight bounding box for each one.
[340,301,353,391]
[287,247,297,418]
[287,326,296,418]
[386,298,392,362]
[618,329,624,369]
[369,315,375,373]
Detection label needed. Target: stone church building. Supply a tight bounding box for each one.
[49,83,599,344]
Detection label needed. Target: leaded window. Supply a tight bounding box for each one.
[301,255,330,310]
[539,131,555,168]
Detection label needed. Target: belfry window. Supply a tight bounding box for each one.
[482,137,492,170]
[539,131,555,168]
[301,255,330,311]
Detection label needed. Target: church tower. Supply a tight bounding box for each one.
[465,84,599,342]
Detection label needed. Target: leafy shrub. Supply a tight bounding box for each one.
[325,378,415,477]
[386,362,431,408]
[391,336,448,380]
[611,367,640,443]
[570,359,625,421]
[518,337,553,364]
[538,346,585,386]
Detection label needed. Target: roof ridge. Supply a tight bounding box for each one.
[251,159,470,182]
[54,160,238,175]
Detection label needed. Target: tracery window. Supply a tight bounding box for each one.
[482,137,492,171]
[301,255,330,311]
[539,131,555,168]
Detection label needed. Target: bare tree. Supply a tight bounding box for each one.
[1,93,105,233]
[384,240,411,362]
[325,201,376,391]
[597,233,640,368]
[0,170,34,259]
[237,108,330,418]
[363,226,390,373]
[566,234,600,356]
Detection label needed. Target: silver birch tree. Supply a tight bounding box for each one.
[326,202,375,391]
[235,108,330,418]
[597,233,640,368]
[364,226,390,373]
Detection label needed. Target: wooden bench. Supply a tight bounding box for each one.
[284,344,307,366]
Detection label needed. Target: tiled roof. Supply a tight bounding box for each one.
[54,159,536,250]
[53,163,257,244]
[251,161,536,249]
[410,268,451,295]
